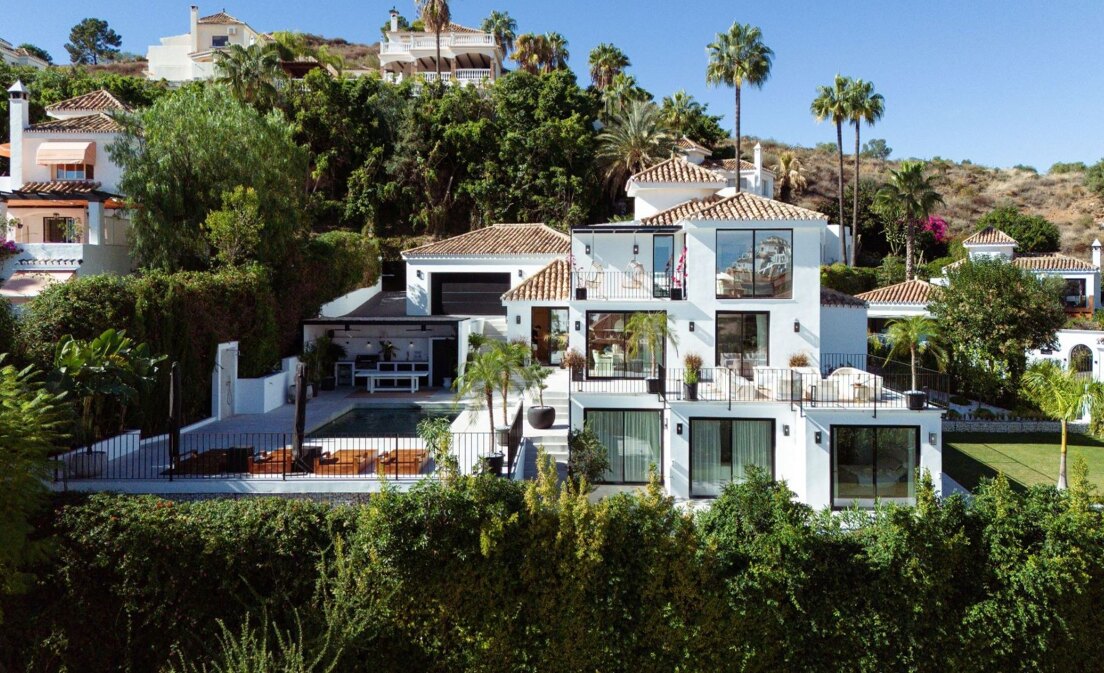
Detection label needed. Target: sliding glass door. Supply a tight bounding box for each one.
[652,234,674,298]
[690,418,773,497]
[831,426,919,508]
[587,311,665,378]
[716,312,769,378]
[586,410,663,483]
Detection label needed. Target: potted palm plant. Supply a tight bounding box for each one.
[379,339,397,362]
[881,315,945,410]
[562,348,586,382]
[525,363,556,429]
[625,312,678,394]
[682,353,702,400]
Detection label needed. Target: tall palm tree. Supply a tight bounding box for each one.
[214,43,285,108]
[270,31,345,74]
[881,315,945,392]
[597,100,674,196]
[874,161,944,280]
[661,89,698,138]
[774,151,807,203]
[847,79,885,264]
[811,74,853,265]
[544,32,569,72]
[1022,359,1104,489]
[454,346,499,436]
[589,43,630,90]
[705,22,773,194]
[480,10,517,58]
[415,0,451,78]
[511,33,548,74]
[602,72,648,120]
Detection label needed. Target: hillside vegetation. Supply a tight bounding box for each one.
[749,137,1104,255]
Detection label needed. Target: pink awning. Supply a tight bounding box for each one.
[35,141,96,165]
[0,270,76,303]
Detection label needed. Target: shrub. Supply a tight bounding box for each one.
[1086,158,1104,198]
[1050,161,1087,174]
[974,206,1060,253]
[949,394,972,406]
[820,263,878,295]
[0,298,16,358]
[788,352,811,367]
[876,255,907,286]
[567,424,610,487]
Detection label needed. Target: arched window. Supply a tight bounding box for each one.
[1069,344,1093,377]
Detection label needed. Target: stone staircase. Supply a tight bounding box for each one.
[524,370,570,467]
[481,316,509,342]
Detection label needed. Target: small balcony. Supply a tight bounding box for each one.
[385,69,494,87]
[381,33,496,55]
[571,269,686,301]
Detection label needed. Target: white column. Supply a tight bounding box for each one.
[87,201,104,245]
[8,81,28,189]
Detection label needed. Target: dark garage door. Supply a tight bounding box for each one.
[431,272,510,315]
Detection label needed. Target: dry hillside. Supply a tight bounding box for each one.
[746,137,1104,256]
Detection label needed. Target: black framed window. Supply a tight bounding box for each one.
[585,409,663,483]
[586,311,665,379]
[44,217,79,243]
[831,425,920,509]
[716,229,792,298]
[690,418,773,497]
[716,312,769,377]
[212,35,229,47]
[652,234,674,298]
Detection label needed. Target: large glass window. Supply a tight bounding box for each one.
[586,410,663,483]
[690,419,773,497]
[716,312,769,377]
[716,229,792,298]
[1064,278,1088,309]
[212,35,229,47]
[54,164,91,180]
[586,311,665,379]
[652,234,674,298]
[832,426,919,508]
[44,217,79,243]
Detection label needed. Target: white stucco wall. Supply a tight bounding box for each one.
[18,132,124,192]
[403,255,561,316]
[1028,329,1104,380]
[630,186,723,219]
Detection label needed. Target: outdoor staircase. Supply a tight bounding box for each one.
[482,316,509,342]
[524,370,570,468]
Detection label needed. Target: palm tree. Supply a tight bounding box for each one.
[874,161,944,280]
[415,0,451,78]
[602,72,649,120]
[214,43,285,107]
[705,22,773,194]
[589,43,630,90]
[270,31,345,74]
[774,152,807,203]
[511,33,548,74]
[454,346,500,436]
[480,10,517,58]
[544,32,569,71]
[597,99,674,195]
[811,74,853,264]
[881,316,945,392]
[847,79,885,264]
[624,312,678,381]
[660,89,698,138]
[1022,360,1104,489]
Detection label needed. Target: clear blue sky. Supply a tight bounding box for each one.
[7,0,1103,169]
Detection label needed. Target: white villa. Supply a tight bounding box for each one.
[0,82,132,306]
[0,38,49,70]
[379,9,504,87]
[146,6,270,83]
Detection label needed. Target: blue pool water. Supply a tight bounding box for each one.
[308,405,458,437]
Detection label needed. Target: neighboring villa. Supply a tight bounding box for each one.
[379,9,504,87]
[0,82,132,306]
[0,38,49,70]
[146,5,270,83]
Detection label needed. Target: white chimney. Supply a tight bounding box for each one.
[389,7,399,32]
[753,142,763,192]
[8,80,28,189]
[190,5,200,52]
[1093,239,1101,269]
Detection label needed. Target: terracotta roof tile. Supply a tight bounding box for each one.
[639,195,724,225]
[46,90,131,113]
[963,226,1017,246]
[26,114,123,134]
[704,158,776,177]
[16,181,102,194]
[820,288,867,308]
[855,279,937,305]
[628,157,726,185]
[403,223,569,257]
[677,136,712,154]
[199,11,243,24]
[943,254,1098,273]
[501,258,570,302]
[688,192,826,222]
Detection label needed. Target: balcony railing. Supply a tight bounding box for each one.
[571,270,685,301]
[381,33,496,54]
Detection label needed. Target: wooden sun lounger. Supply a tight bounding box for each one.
[313,449,377,476]
[376,449,430,476]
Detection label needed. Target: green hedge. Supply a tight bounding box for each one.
[820,263,878,295]
[3,468,1104,673]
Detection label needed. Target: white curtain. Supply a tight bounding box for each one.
[732,420,772,481]
[691,419,772,496]
[691,420,724,497]
[623,411,661,482]
[589,411,623,482]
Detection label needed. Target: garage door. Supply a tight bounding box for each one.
[431,272,510,315]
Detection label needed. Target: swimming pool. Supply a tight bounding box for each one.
[308,405,458,437]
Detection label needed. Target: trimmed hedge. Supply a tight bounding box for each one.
[3,468,1104,673]
[820,263,878,296]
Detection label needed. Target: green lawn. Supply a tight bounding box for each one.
[944,432,1104,492]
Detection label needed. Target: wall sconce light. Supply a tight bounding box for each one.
[633,243,639,255]
[793,319,800,333]
[416,269,423,279]
[814,431,822,444]
[515,314,521,325]
[518,269,524,278]
[574,320,581,331]
[585,244,591,255]
[783,424,790,436]
[929,432,937,445]
[676,423,683,435]
[689,321,695,332]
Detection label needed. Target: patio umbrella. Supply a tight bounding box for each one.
[292,362,307,469]
[168,361,182,467]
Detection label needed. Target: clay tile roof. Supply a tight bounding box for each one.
[629,157,726,185]
[963,226,1017,246]
[26,113,124,134]
[677,136,712,154]
[640,195,724,226]
[820,288,867,308]
[1012,253,1098,272]
[16,180,102,194]
[704,158,776,177]
[403,223,570,257]
[688,192,826,222]
[855,279,938,305]
[502,258,570,302]
[46,89,131,113]
[199,11,243,24]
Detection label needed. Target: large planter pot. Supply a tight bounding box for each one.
[67,451,107,478]
[575,287,588,300]
[682,382,698,401]
[646,377,662,394]
[320,376,336,392]
[495,425,510,447]
[482,451,506,476]
[571,367,583,382]
[670,288,684,301]
[528,405,556,429]
[905,390,928,410]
